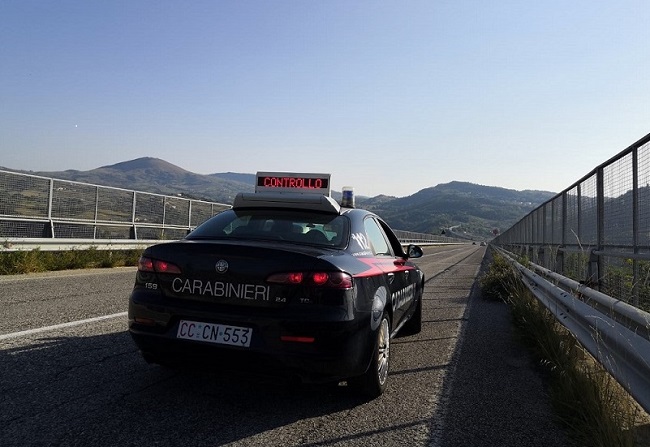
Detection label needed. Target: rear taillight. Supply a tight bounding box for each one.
[266,271,353,289]
[288,272,304,284]
[138,257,154,272]
[138,256,182,274]
[312,272,328,285]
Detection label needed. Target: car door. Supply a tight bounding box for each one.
[363,217,412,327]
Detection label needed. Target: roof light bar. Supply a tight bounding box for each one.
[255,172,331,195]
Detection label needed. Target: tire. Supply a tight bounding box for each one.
[351,313,391,399]
[400,289,422,336]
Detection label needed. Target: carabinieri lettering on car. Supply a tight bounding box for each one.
[171,278,270,301]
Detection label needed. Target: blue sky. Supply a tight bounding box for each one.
[1,0,649,197]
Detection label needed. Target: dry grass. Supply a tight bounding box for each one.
[481,253,650,446]
[0,248,141,274]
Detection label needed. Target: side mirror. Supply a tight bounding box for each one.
[406,244,423,259]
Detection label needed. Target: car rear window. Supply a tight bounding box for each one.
[187,209,349,248]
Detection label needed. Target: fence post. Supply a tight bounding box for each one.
[558,191,567,275]
[130,191,137,240]
[632,147,639,306]
[596,167,605,290]
[43,178,54,238]
[94,185,99,240]
[187,200,193,234]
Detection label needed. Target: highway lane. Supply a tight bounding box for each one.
[0,245,527,447]
[0,267,136,335]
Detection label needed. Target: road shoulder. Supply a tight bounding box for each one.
[433,251,575,447]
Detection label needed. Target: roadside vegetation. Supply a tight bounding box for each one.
[480,252,647,447]
[0,248,141,275]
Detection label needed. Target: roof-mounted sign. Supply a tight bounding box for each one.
[255,172,331,195]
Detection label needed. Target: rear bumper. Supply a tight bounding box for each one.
[128,292,375,383]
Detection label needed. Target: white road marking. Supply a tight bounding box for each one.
[0,312,127,341]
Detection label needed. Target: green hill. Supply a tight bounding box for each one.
[357,181,554,239]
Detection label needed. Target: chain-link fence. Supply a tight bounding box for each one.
[0,170,231,242]
[493,132,650,312]
[393,229,464,245]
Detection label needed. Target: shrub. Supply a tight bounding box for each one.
[479,253,518,301]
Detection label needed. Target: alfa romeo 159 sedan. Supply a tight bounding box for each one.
[128,172,424,397]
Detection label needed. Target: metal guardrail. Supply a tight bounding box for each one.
[1,238,165,252]
[495,247,650,414]
[1,234,462,252]
[1,231,461,252]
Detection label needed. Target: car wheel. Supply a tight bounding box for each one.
[400,288,422,336]
[351,313,391,398]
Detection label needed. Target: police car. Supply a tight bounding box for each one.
[128,172,424,397]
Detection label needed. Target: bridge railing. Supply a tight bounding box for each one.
[393,229,464,245]
[493,132,650,312]
[0,169,231,250]
[0,169,457,251]
[492,132,650,413]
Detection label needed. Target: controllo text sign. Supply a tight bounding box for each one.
[255,172,331,195]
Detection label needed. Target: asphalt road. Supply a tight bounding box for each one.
[0,245,573,446]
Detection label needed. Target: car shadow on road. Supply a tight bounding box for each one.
[0,330,375,447]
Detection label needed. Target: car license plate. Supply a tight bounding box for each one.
[177,320,252,348]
